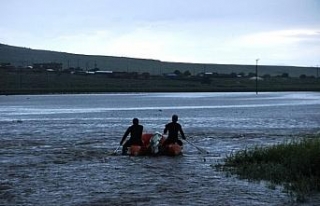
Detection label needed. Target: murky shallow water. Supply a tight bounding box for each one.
[1,92,320,205]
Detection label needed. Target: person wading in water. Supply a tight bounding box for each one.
[120,118,143,155]
[162,114,186,147]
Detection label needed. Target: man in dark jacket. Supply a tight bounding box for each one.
[120,118,143,155]
[163,114,186,146]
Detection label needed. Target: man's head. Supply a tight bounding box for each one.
[172,114,178,123]
[133,118,139,125]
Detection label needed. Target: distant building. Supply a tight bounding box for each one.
[163,73,178,78]
[249,76,264,81]
[33,63,62,72]
[0,63,14,70]
[95,71,113,75]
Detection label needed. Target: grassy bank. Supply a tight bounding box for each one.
[215,135,320,202]
[1,70,320,94]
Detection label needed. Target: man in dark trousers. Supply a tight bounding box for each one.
[120,118,143,155]
[163,114,186,146]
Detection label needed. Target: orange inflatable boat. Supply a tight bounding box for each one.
[128,133,182,156]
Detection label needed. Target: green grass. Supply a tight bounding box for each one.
[215,135,320,202]
[1,70,320,94]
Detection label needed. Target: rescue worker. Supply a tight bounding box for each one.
[120,118,143,155]
[163,114,186,147]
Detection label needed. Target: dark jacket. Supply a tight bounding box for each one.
[120,124,143,145]
[164,122,185,140]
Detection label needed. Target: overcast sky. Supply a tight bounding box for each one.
[1,0,319,66]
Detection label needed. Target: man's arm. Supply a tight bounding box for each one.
[179,124,186,140]
[120,127,131,145]
[163,124,168,135]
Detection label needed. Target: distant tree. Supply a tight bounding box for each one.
[130,72,138,79]
[300,74,307,79]
[248,72,256,78]
[238,72,246,77]
[141,72,150,79]
[174,70,181,76]
[212,72,219,77]
[281,73,289,78]
[183,70,191,76]
[230,72,237,78]
[263,74,271,79]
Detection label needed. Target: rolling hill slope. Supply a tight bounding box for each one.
[0,43,317,77]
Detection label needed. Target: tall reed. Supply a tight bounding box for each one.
[216,135,320,202]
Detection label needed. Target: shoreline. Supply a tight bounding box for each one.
[1,89,320,96]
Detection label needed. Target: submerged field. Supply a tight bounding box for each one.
[1,92,319,205]
[1,70,320,94]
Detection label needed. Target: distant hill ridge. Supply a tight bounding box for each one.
[0,43,317,77]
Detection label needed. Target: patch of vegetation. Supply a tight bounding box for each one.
[215,135,320,202]
[1,69,320,94]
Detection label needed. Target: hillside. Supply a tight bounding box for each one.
[0,43,318,77]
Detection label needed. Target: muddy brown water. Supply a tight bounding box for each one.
[1,92,320,205]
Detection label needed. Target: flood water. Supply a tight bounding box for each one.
[1,92,320,205]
